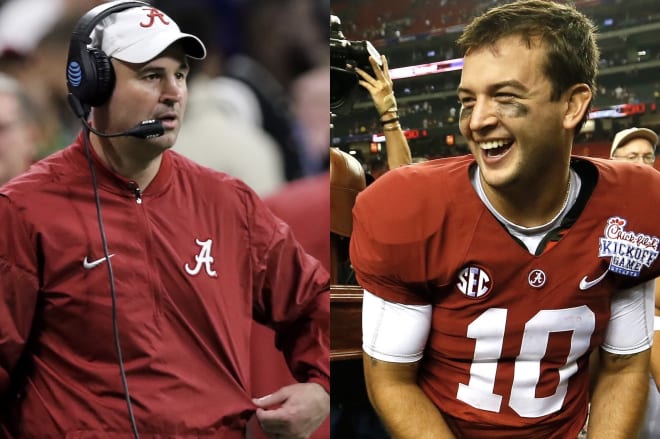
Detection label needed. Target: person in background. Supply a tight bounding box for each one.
[610,127,657,167]
[350,1,659,437]
[157,0,289,197]
[210,0,328,181]
[0,3,329,438]
[290,64,331,175]
[609,126,660,439]
[0,1,109,157]
[354,54,412,173]
[0,72,37,185]
[175,65,287,196]
[19,13,95,156]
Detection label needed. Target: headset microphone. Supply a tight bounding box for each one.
[85,118,165,140]
[68,93,165,139]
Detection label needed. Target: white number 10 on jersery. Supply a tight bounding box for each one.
[456,306,595,418]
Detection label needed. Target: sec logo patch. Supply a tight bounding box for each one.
[456,265,493,299]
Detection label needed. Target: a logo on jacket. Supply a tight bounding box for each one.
[456,265,492,299]
[185,238,218,277]
[598,216,659,277]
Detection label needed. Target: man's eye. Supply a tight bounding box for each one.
[459,97,474,107]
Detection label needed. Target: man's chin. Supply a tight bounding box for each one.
[150,130,178,147]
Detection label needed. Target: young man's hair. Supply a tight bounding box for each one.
[457,0,599,132]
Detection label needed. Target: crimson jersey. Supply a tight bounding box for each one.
[350,156,660,438]
[0,132,329,438]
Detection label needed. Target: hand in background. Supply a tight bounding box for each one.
[354,55,397,116]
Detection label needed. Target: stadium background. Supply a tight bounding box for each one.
[330,0,660,172]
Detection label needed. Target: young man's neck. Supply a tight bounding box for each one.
[478,168,572,228]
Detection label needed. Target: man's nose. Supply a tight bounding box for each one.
[160,77,183,103]
[468,99,498,132]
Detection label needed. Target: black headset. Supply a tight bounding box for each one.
[66,0,149,114]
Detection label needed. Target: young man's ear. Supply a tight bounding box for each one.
[563,83,592,131]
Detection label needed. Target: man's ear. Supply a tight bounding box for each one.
[563,83,592,130]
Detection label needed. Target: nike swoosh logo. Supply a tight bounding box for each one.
[82,254,115,270]
[579,270,608,290]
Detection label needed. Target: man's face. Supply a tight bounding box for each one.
[457,35,569,192]
[611,138,656,166]
[0,93,35,184]
[103,44,189,150]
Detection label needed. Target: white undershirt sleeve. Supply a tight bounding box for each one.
[601,280,655,354]
[362,290,432,363]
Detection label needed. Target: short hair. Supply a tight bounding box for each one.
[457,0,599,132]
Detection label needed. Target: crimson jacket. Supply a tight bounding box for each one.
[0,132,330,438]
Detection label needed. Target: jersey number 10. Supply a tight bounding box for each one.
[456,306,595,417]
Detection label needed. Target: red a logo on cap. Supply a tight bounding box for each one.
[140,7,170,28]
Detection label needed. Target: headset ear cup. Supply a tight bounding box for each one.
[66,1,147,112]
[88,48,115,107]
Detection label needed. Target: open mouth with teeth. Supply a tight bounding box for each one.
[481,140,513,158]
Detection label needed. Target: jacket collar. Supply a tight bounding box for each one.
[72,129,174,198]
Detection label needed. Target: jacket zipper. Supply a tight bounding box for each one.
[133,186,142,204]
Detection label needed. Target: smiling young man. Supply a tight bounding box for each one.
[0,3,329,438]
[350,1,660,438]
